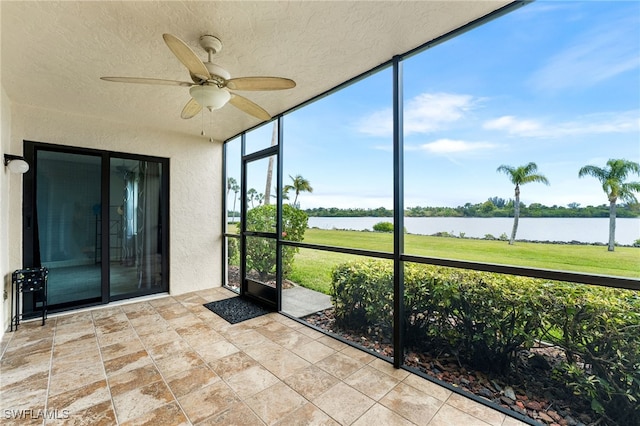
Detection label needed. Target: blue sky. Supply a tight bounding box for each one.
[237,1,640,210]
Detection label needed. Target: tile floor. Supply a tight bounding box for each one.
[0,288,528,425]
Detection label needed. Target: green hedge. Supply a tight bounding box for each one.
[330,260,640,423]
[240,204,308,279]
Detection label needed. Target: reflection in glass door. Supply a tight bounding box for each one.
[35,151,103,308]
[109,158,165,298]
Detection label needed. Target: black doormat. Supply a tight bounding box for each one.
[203,297,271,324]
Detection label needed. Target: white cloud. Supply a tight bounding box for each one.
[483,111,640,138]
[409,139,498,154]
[356,92,477,137]
[529,14,640,91]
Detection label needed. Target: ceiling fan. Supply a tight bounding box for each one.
[101,33,296,122]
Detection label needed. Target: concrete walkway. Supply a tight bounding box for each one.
[282,285,333,318]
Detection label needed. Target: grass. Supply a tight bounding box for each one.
[287,228,640,294]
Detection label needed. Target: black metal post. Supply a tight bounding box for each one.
[392,55,405,368]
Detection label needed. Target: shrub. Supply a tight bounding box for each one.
[240,204,308,279]
[330,259,640,423]
[372,221,394,233]
[331,260,393,330]
[332,261,546,371]
[542,284,640,424]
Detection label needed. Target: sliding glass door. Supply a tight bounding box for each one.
[109,158,165,299]
[23,142,169,314]
[35,150,103,308]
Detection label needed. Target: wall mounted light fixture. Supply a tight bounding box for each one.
[4,154,30,174]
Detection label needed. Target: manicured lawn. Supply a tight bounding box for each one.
[288,228,640,294]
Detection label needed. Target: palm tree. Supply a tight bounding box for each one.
[231,181,240,222]
[247,188,257,208]
[227,177,237,197]
[227,177,239,221]
[256,193,264,205]
[578,159,640,251]
[284,174,313,208]
[497,162,550,245]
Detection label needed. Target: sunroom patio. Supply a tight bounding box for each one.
[0,288,526,426]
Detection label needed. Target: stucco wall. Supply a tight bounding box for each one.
[1,86,13,339]
[1,102,222,335]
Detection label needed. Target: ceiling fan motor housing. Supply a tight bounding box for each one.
[199,34,222,54]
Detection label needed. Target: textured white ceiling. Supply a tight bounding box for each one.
[1,1,513,142]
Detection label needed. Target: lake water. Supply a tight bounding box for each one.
[307,217,640,246]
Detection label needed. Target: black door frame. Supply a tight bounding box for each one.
[22,141,170,314]
[240,143,281,310]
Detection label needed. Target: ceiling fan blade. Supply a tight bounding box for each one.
[181,98,202,119]
[101,77,192,87]
[162,33,210,81]
[229,94,271,121]
[226,77,296,91]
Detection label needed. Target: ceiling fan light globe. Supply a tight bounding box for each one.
[189,85,230,110]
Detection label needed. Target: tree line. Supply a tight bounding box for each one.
[303,203,639,218]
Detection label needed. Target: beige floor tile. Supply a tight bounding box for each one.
[225,364,280,398]
[226,328,270,350]
[315,351,365,380]
[121,401,189,426]
[270,329,313,350]
[100,338,145,361]
[166,364,220,398]
[146,339,192,361]
[197,402,265,425]
[368,358,410,380]
[154,350,204,377]
[274,402,340,426]
[192,339,240,363]
[345,365,401,400]
[95,320,132,337]
[47,379,111,415]
[284,365,340,400]
[53,335,99,358]
[313,382,375,425]
[207,351,259,379]
[291,339,335,363]
[1,289,513,426]
[445,393,505,426]
[49,356,106,396]
[245,382,307,426]
[3,336,53,358]
[165,313,203,329]
[112,380,175,423]
[104,349,153,377]
[429,404,493,426]
[109,364,164,397]
[178,380,240,424]
[96,327,139,347]
[53,327,96,346]
[47,399,116,426]
[341,345,379,364]
[380,383,443,426]
[131,319,173,336]
[402,373,452,402]
[252,346,311,380]
[0,356,51,387]
[0,378,49,408]
[136,329,182,348]
[352,403,416,426]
